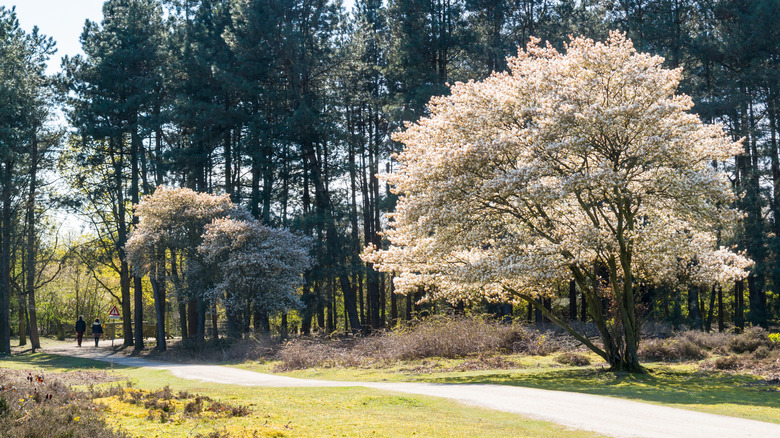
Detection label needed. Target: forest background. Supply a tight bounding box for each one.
[0,0,778,354]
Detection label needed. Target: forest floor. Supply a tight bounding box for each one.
[21,340,780,438]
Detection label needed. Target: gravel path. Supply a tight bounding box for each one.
[44,343,780,438]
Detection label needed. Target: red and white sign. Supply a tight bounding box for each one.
[108,305,121,320]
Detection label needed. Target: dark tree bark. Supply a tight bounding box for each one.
[111,137,134,347]
[569,280,577,321]
[0,160,12,354]
[735,280,744,332]
[688,286,702,330]
[26,131,41,350]
[132,128,144,350]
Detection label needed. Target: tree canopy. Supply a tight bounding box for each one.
[126,186,311,343]
[366,32,751,371]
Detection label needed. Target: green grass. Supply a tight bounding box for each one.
[421,364,780,424]
[0,353,602,438]
[234,355,780,424]
[0,351,116,372]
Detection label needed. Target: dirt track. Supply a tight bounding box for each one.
[44,343,780,438]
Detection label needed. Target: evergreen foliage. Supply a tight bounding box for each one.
[1,0,780,351]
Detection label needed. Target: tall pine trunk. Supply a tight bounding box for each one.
[26,131,40,350]
[0,160,11,354]
[111,137,133,347]
[132,128,144,350]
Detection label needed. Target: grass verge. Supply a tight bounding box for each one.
[0,353,602,438]
[234,354,780,424]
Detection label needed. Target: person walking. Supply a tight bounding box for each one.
[75,316,87,347]
[91,318,104,347]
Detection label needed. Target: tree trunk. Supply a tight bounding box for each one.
[253,305,270,334]
[747,274,767,327]
[18,293,26,346]
[26,131,40,350]
[0,160,12,354]
[150,274,166,351]
[170,249,186,340]
[211,302,218,339]
[112,137,133,347]
[688,286,702,330]
[132,128,144,350]
[347,126,362,332]
[717,285,724,332]
[194,298,206,343]
[339,275,360,334]
[705,286,716,332]
[569,280,577,321]
[734,280,744,333]
[390,273,397,326]
[769,94,780,317]
[226,296,242,339]
[188,300,198,338]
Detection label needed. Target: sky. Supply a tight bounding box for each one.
[0,1,106,74]
[1,0,356,75]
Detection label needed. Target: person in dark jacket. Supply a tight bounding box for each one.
[91,318,104,347]
[75,316,87,347]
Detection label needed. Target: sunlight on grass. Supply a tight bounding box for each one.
[235,355,780,425]
[419,363,780,424]
[1,353,602,438]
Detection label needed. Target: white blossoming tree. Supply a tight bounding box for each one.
[126,186,247,347]
[127,186,311,344]
[198,218,312,338]
[364,32,751,372]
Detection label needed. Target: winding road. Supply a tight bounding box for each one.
[44,343,780,438]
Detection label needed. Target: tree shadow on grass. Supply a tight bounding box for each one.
[425,366,780,411]
[0,352,134,371]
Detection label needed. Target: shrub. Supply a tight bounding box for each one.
[729,327,771,354]
[641,321,674,339]
[752,345,772,360]
[555,352,591,366]
[712,355,742,370]
[151,335,278,363]
[184,396,204,415]
[367,316,565,360]
[0,369,127,438]
[107,386,250,422]
[679,331,730,353]
[638,338,708,361]
[277,340,359,371]
[276,316,567,370]
[360,316,523,360]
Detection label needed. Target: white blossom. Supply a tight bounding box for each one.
[364,32,750,304]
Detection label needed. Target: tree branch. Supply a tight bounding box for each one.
[503,285,608,362]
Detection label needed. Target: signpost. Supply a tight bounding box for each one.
[108,305,121,346]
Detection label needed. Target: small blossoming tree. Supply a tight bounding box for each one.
[364,32,751,372]
[126,186,311,345]
[199,218,312,338]
[126,186,243,348]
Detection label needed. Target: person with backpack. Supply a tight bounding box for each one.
[91,318,104,347]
